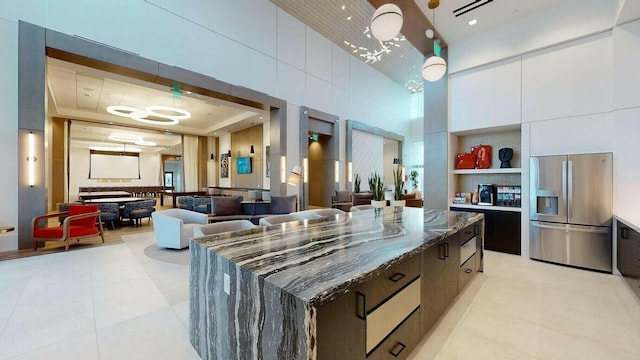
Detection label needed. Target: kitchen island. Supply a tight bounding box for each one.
[190,208,484,360]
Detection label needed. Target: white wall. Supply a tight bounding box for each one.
[448,14,640,261]
[0,0,421,250]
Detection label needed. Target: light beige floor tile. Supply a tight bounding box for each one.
[434,328,540,360]
[172,300,190,330]
[92,277,169,329]
[0,293,95,360]
[97,307,200,360]
[91,257,148,287]
[9,331,99,360]
[158,279,190,305]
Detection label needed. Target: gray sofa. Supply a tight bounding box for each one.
[207,195,297,225]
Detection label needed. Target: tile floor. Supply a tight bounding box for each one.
[1,234,639,359]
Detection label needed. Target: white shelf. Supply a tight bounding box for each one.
[452,168,521,175]
[449,203,522,212]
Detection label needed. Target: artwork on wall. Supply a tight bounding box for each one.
[164,171,173,187]
[220,154,229,178]
[265,146,270,177]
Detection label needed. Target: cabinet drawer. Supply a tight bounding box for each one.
[365,279,420,354]
[367,309,420,360]
[460,236,477,266]
[458,253,477,292]
[358,255,419,312]
[458,223,477,246]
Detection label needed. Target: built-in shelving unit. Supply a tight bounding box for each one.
[452,168,521,175]
[449,203,521,212]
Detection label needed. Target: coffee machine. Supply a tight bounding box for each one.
[478,184,494,205]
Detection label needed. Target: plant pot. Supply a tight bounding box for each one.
[390,200,406,208]
[412,190,422,199]
[371,200,387,208]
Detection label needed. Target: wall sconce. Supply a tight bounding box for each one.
[348,161,353,183]
[210,153,215,161]
[250,145,255,156]
[288,165,302,186]
[28,132,36,187]
[227,150,232,158]
[280,156,286,184]
[393,158,400,165]
[335,160,340,183]
[303,157,308,183]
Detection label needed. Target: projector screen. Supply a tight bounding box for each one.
[89,150,141,179]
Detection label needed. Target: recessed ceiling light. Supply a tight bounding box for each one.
[346,16,352,20]
[186,91,192,94]
[259,116,263,120]
[468,19,477,26]
[341,5,345,10]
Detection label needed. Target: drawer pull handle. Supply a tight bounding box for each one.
[444,242,450,258]
[389,272,405,282]
[621,227,629,239]
[390,342,406,357]
[465,268,473,274]
[438,244,446,260]
[356,292,365,320]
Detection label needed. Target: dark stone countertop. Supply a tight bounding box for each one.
[192,207,483,307]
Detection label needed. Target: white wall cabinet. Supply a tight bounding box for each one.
[450,58,521,133]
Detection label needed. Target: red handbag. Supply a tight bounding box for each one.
[471,145,492,169]
[455,153,476,169]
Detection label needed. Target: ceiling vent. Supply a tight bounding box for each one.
[453,0,493,17]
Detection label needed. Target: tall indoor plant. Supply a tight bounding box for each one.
[391,167,406,207]
[354,173,361,193]
[368,173,386,207]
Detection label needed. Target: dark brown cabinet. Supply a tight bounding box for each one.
[617,220,640,299]
[451,207,520,255]
[420,233,460,335]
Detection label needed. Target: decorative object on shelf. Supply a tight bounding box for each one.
[354,173,361,193]
[422,0,447,82]
[391,166,406,207]
[455,152,476,169]
[499,147,513,168]
[370,3,403,42]
[477,184,494,205]
[471,145,492,169]
[471,189,479,205]
[220,154,229,178]
[368,173,386,207]
[496,185,521,207]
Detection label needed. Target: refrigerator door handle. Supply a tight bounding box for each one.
[531,222,567,231]
[562,160,567,218]
[531,221,609,234]
[568,160,573,221]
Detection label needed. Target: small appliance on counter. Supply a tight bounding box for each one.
[477,184,494,205]
[496,185,521,207]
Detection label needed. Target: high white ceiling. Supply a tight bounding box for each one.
[47,58,269,153]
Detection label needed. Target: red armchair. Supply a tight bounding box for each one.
[32,205,105,251]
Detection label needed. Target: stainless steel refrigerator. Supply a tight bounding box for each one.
[529,153,613,272]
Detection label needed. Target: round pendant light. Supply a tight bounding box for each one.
[370,3,403,42]
[422,56,447,82]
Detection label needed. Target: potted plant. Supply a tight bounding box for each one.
[409,170,421,199]
[354,173,361,193]
[368,173,386,208]
[391,167,406,208]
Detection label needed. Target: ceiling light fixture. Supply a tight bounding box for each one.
[108,133,143,143]
[468,19,477,26]
[135,140,157,146]
[106,105,190,126]
[422,0,447,82]
[370,3,403,42]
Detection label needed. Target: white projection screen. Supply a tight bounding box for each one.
[89,151,141,179]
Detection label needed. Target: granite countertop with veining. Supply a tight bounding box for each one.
[192,208,483,307]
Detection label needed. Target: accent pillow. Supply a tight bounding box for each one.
[269,195,297,214]
[211,196,242,215]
